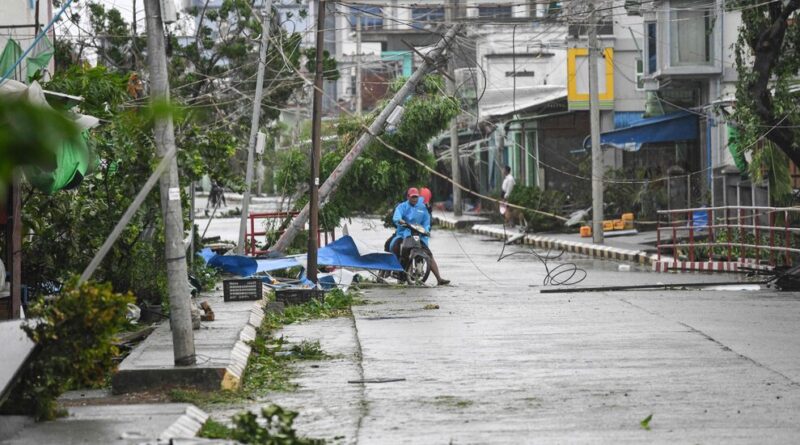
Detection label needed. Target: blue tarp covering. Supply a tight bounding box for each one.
[598,111,698,152]
[208,253,258,277]
[256,257,302,273]
[200,235,403,277]
[317,236,403,272]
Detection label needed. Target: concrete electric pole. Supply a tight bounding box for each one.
[588,1,604,244]
[143,0,195,366]
[237,0,274,255]
[446,1,462,217]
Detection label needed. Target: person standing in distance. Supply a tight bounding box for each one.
[501,165,516,227]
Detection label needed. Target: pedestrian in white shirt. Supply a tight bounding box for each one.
[501,165,515,199]
[500,165,516,227]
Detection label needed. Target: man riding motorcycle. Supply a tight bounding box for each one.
[389,187,450,286]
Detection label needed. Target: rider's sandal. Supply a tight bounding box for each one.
[437,279,450,286]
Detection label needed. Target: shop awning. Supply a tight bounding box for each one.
[598,111,698,152]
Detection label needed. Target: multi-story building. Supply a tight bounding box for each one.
[630,0,779,208]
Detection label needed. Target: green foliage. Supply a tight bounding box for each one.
[0,96,81,195]
[748,142,794,205]
[507,185,566,232]
[0,279,134,420]
[23,67,168,303]
[303,48,340,81]
[275,76,458,228]
[729,0,800,185]
[200,405,324,445]
[242,335,297,394]
[198,418,235,439]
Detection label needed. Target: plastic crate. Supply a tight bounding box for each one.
[274,289,325,306]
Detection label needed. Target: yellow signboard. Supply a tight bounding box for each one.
[567,47,614,110]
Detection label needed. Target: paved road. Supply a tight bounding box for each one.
[207,217,800,444]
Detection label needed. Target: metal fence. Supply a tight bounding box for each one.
[656,206,800,271]
[246,211,336,256]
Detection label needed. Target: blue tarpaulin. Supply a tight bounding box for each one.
[597,111,698,152]
[200,235,403,277]
[317,236,403,271]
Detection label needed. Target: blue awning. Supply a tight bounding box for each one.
[598,111,698,152]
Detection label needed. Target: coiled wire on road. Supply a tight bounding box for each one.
[497,224,587,286]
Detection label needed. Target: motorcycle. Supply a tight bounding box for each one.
[395,222,432,285]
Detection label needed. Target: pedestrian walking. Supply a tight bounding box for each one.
[500,166,516,227]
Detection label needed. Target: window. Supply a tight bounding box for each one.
[670,0,714,65]
[478,5,513,19]
[350,6,383,30]
[411,7,444,29]
[646,22,657,74]
[635,58,645,90]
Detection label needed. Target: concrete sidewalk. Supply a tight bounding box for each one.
[0,404,208,445]
[113,291,265,394]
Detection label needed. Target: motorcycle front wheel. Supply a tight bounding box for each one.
[405,254,432,285]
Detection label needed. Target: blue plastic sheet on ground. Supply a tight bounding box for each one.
[200,235,402,277]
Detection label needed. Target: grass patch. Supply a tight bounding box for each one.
[241,336,297,394]
[168,388,245,406]
[291,340,328,360]
[263,288,362,330]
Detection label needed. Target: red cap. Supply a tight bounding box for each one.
[407,187,420,198]
[420,187,432,203]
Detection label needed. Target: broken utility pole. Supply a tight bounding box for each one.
[143,0,195,366]
[270,23,464,254]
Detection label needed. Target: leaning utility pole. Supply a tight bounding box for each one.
[588,2,604,244]
[355,12,362,115]
[446,1,462,217]
[271,24,464,253]
[143,0,195,366]
[307,0,326,283]
[237,0,273,255]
